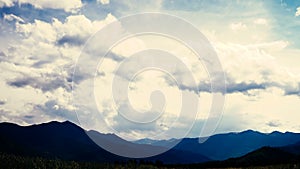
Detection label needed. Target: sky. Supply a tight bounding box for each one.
[0,0,300,140]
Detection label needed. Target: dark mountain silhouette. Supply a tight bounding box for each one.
[134,129,300,160]
[1,121,300,168]
[280,141,300,155]
[0,121,209,164]
[221,146,298,167]
[176,141,300,168]
[185,146,299,168]
[0,121,124,162]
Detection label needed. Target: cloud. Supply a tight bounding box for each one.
[2,13,117,81]
[0,99,6,105]
[0,0,82,12]
[211,42,300,96]
[0,4,71,24]
[230,22,247,31]
[158,40,300,97]
[266,121,281,127]
[1,0,300,139]
[7,74,71,92]
[296,7,300,17]
[249,41,289,51]
[0,0,15,7]
[226,81,266,94]
[0,107,47,125]
[3,13,24,23]
[97,0,109,5]
[168,75,265,95]
[254,18,267,25]
[56,35,86,46]
[0,11,119,128]
[32,100,77,122]
[17,0,82,12]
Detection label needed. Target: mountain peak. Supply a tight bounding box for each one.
[239,129,259,134]
[269,131,283,135]
[38,120,79,127]
[61,120,78,126]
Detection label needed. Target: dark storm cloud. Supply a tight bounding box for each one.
[106,52,124,62]
[225,81,266,93]
[31,60,53,68]
[0,51,6,57]
[166,74,267,94]
[266,121,281,127]
[285,90,300,96]
[8,77,32,88]
[205,74,266,94]
[57,35,87,46]
[7,74,72,92]
[165,70,300,96]
[24,115,34,119]
[282,83,300,96]
[0,100,6,105]
[67,64,93,84]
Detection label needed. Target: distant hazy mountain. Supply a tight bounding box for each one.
[134,129,300,160]
[0,121,209,164]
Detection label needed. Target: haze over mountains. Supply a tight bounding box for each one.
[1,121,300,165]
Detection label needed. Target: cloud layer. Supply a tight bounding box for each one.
[0,0,82,12]
[0,0,300,140]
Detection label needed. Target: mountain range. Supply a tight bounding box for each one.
[134,129,300,160]
[187,142,300,168]
[0,121,300,165]
[0,121,208,164]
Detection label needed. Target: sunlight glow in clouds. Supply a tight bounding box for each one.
[296,7,300,16]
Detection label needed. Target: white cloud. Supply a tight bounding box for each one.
[215,42,300,94]
[0,0,16,7]
[211,88,300,134]
[73,28,300,139]
[1,0,300,139]
[253,18,268,25]
[295,7,300,17]
[97,0,109,5]
[0,0,83,12]
[0,98,7,105]
[0,13,117,125]
[21,0,83,12]
[230,22,247,31]
[247,40,289,51]
[3,13,24,23]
